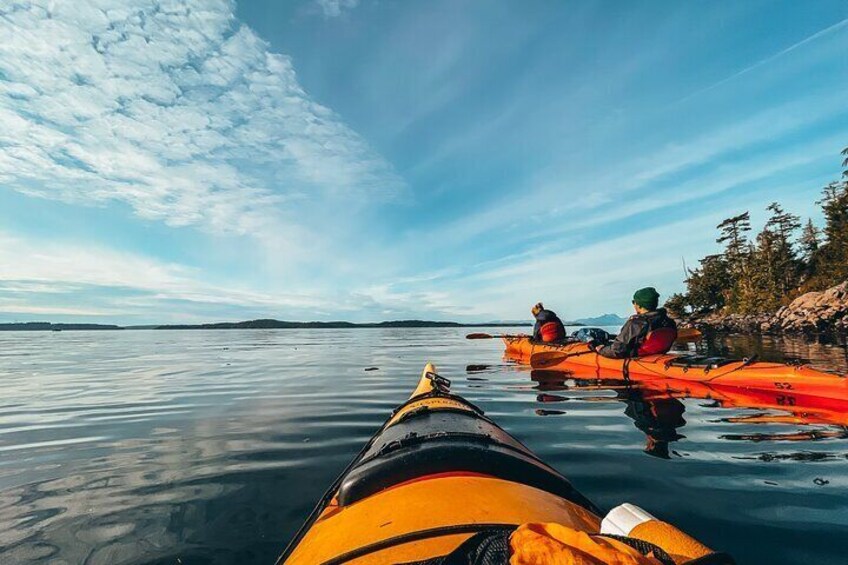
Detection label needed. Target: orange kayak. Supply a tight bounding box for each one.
[504,336,848,401]
[278,363,728,564]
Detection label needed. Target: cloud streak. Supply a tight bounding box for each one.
[678,17,848,104]
[0,230,465,323]
[0,230,322,319]
[315,0,359,18]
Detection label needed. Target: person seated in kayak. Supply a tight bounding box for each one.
[591,287,677,358]
[531,302,566,343]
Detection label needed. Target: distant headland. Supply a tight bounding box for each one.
[0,319,545,331]
[0,322,124,331]
[0,317,613,331]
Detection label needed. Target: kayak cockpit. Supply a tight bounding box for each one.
[338,393,598,512]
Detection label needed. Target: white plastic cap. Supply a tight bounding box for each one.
[600,503,657,536]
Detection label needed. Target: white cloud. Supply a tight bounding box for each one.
[316,0,359,18]
[0,230,323,318]
[0,0,403,240]
[0,230,462,322]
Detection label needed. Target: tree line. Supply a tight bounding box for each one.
[666,146,848,316]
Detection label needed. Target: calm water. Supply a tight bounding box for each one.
[1,328,847,565]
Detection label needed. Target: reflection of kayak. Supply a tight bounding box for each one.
[530,369,848,429]
[505,336,848,400]
[279,364,727,564]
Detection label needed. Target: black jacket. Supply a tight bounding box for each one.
[597,308,677,359]
[532,309,565,342]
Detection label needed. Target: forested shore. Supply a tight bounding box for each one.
[667,146,848,336]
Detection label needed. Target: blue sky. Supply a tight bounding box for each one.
[1,0,847,324]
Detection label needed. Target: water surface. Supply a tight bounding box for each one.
[1,328,846,564]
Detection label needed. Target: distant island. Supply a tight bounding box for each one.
[0,322,123,331]
[0,318,606,331]
[0,314,625,331]
[153,319,532,330]
[0,319,536,331]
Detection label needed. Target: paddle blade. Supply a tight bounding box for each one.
[530,351,570,369]
[676,328,702,342]
[465,332,495,340]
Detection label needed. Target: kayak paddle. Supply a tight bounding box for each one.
[530,348,595,369]
[465,332,526,340]
[675,327,702,342]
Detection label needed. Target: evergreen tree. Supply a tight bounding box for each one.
[762,202,801,296]
[715,212,754,312]
[716,212,751,260]
[799,219,819,261]
[680,147,848,317]
[799,218,820,277]
[842,145,848,177]
[815,180,848,286]
[686,254,731,312]
[664,293,689,318]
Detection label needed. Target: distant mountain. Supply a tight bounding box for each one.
[574,313,627,326]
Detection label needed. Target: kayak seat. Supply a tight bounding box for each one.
[337,408,599,514]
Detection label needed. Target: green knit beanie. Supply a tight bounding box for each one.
[633,287,660,310]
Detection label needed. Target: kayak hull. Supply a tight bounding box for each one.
[504,336,848,400]
[279,363,598,564]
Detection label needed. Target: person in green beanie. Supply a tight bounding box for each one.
[590,287,678,359]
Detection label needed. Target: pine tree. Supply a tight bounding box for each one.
[686,254,731,312]
[664,293,689,318]
[715,212,753,311]
[815,180,848,286]
[799,218,820,279]
[800,219,820,260]
[763,202,801,296]
[716,212,751,260]
[842,145,848,178]
[681,147,848,316]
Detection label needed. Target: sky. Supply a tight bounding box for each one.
[1,0,847,324]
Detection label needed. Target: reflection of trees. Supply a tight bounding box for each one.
[697,333,848,374]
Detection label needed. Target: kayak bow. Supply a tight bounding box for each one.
[278,364,728,564]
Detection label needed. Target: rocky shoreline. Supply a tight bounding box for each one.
[686,281,848,336]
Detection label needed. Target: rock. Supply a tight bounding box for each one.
[693,281,848,336]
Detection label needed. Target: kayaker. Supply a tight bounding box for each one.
[592,287,677,358]
[531,302,566,343]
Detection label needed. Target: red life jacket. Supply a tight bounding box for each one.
[540,321,565,343]
[637,327,678,356]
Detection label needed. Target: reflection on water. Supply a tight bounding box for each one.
[0,328,847,564]
[698,332,848,374]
